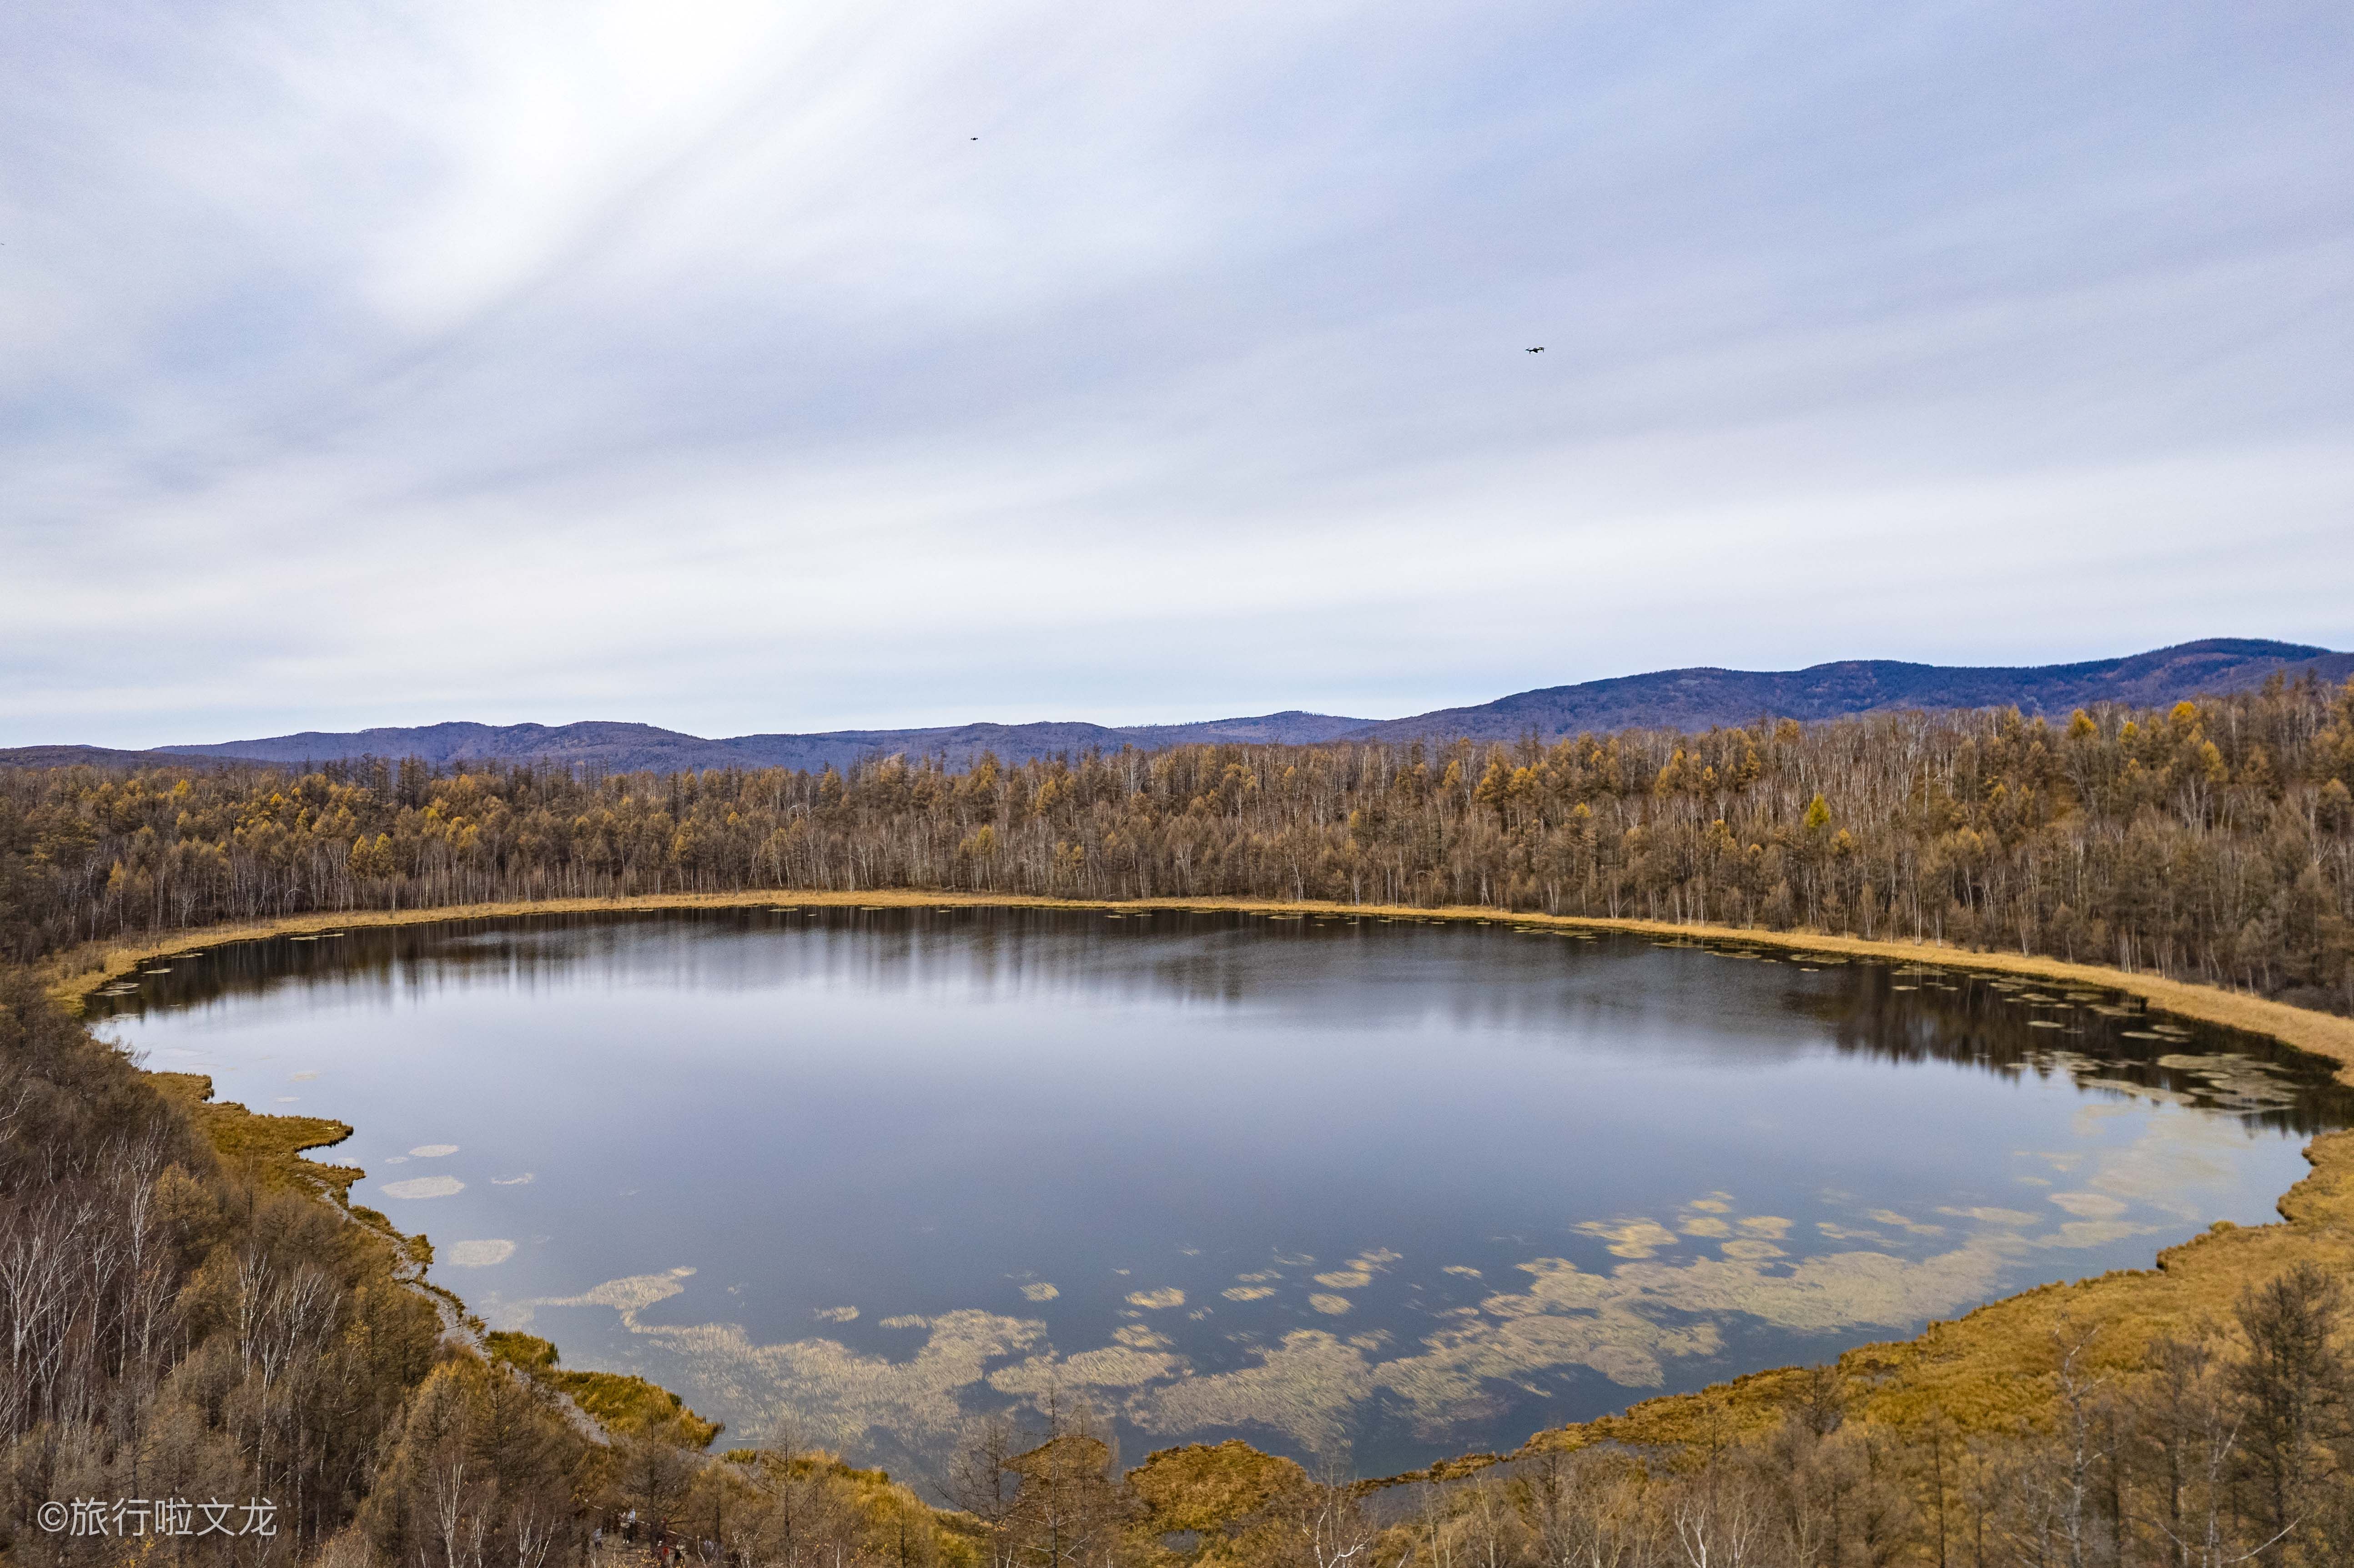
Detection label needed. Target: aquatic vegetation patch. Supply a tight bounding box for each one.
[993,1344,1180,1394]
[1815,1222,1888,1242]
[509,1282,1051,1472]
[1717,1240,1785,1260]
[1938,1206,2038,1226]
[380,1175,464,1199]
[1575,1219,1680,1258]
[1866,1209,1944,1235]
[1142,1330,1376,1456]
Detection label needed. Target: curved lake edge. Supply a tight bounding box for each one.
[53,888,2354,1089]
[68,893,2354,1484]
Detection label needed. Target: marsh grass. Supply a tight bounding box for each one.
[487,1330,725,1450]
[146,1068,363,1201]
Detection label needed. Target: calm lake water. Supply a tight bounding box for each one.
[91,907,2351,1478]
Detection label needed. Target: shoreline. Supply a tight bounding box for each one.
[57,886,2354,1483]
[50,887,2354,1084]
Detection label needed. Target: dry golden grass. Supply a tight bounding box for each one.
[146,1070,363,1201]
[1130,1440,1308,1532]
[513,1357,692,1443]
[485,1331,725,1449]
[1126,1441,1311,1567]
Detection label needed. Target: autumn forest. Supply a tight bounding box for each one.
[8,683,2354,1566]
[6,678,2352,1013]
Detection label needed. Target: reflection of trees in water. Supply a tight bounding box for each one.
[100,906,1630,1020]
[99,908,2353,1138]
[1796,968,2354,1136]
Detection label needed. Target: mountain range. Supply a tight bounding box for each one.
[9,638,2347,775]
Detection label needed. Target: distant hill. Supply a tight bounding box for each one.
[0,744,191,769]
[1339,638,2354,747]
[128,712,1375,774]
[0,744,254,771]
[5,638,2347,774]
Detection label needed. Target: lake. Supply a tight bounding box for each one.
[89,906,2351,1479]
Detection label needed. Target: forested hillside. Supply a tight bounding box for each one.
[5,678,2351,1012]
[7,681,2354,1563]
[1349,637,2354,745]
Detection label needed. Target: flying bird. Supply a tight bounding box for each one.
[1526,346,1544,353]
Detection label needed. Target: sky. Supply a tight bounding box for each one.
[4,1,2350,747]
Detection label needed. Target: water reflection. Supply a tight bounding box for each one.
[92,908,2351,1478]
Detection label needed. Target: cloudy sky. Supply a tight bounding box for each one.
[4,1,2349,746]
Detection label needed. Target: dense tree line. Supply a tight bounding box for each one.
[6,679,2352,1010]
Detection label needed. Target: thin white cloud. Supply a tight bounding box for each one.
[2,1,2349,743]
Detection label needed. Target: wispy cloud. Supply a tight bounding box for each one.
[4,1,2349,744]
